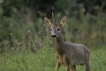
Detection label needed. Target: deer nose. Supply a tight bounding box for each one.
[51,35,56,38]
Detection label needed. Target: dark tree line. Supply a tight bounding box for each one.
[1,0,106,17]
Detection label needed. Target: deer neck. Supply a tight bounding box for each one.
[54,35,64,54]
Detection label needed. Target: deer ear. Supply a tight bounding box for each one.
[60,16,66,27]
[44,17,52,27]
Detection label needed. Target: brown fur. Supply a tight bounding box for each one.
[44,15,91,71]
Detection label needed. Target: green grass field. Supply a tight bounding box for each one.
[0,11,106,71]
[0,46,106,71]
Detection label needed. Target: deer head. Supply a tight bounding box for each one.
[44,13,66,38]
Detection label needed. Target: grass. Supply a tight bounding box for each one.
[0,11,106,71]
[0,47,55,71]
[0,45,106,71]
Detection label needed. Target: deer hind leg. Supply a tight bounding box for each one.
[85,51,91,71]
[85,56,90,71]
[85,63,90,71]
[55,60,61,71]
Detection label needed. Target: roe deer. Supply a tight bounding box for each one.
[44,12,91,71]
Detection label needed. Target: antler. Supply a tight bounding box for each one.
[52,12,60,23]
[52,12,55,23]
[56,13,60,23]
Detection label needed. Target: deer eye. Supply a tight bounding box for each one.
[57,28,60,31]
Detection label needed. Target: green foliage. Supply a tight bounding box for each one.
[55,0,72,9]
[0,11,106,49]
[0,46,55,71]
[1,0,106,17]
[0,13,106,70]
[0,0,106,71]
[0,44,106,71]
[2,0,27,16]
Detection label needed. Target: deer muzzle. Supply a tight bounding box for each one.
[51,35,56,38]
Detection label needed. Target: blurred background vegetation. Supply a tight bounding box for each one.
[0,0,106,71]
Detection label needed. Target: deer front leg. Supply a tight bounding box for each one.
[66,65,74,71]
[55,60,61,71]
[66,66,70,71]
[73,65,76,71]
[70,67,73,71]
[69,66,75,71]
